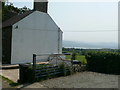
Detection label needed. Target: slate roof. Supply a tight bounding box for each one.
[2,10,34,28]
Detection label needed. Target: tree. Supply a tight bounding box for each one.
[19,6,30,14]
[2,2,31,22]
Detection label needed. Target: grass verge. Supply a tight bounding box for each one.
[0,75,21,87]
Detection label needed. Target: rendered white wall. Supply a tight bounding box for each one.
[11,11,62,64]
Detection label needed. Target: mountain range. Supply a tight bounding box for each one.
[63,40,118,49]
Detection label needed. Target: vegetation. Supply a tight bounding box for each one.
[0,75,20,87]
[63,48,120,74]
[71,53,76,60]
[66,54,87,64]
[85,51,120,74]
[62,47,120,55]
[63,48,120,64]
[2,2,31,22]
[63,48,89,64]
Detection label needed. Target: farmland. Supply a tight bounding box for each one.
[65,54,87,64]
[62,48,119,64]
[63,47,120,74]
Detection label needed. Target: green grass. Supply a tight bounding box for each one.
[0,75,20,87]
[66,55,71,60]
[66,55,87,64]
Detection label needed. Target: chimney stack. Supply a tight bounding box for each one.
[34,0,48,13]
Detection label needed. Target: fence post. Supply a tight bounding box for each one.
[63,61,66,76]
[33,54,36,81]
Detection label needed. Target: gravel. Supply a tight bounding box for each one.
[24,71,118,88]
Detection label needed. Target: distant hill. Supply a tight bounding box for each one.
[63,40,118,49]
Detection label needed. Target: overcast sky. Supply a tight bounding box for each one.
[9,0,118,45]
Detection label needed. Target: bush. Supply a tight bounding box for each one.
[71,53,76,60]
[85,51,120,74]
[58,62,71,76]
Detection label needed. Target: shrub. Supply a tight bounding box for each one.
[58,62,71,76]
[71,53,76,60]
[85,51,120,74]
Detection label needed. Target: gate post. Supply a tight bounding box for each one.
[33,54,36,68]
[33,54,36,80]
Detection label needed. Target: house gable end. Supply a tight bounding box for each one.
[13,11,60,31]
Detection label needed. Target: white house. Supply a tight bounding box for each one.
[2,1,63,64]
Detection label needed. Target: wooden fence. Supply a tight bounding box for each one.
[35,64,71,80]
[32,54,72,80]
[19,54,85,83]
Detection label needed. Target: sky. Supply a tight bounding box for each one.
[8,0,119,48]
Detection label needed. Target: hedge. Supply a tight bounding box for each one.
[85,51,120,74]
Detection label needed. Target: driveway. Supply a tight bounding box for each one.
[0,65,119,88]
[21,72,119,88]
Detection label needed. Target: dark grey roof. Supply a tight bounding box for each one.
[2,10,34,28]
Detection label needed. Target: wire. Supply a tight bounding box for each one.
[63,30,119,32]
[14,28,119,32]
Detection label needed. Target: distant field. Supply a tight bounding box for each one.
[65,55,87,64]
